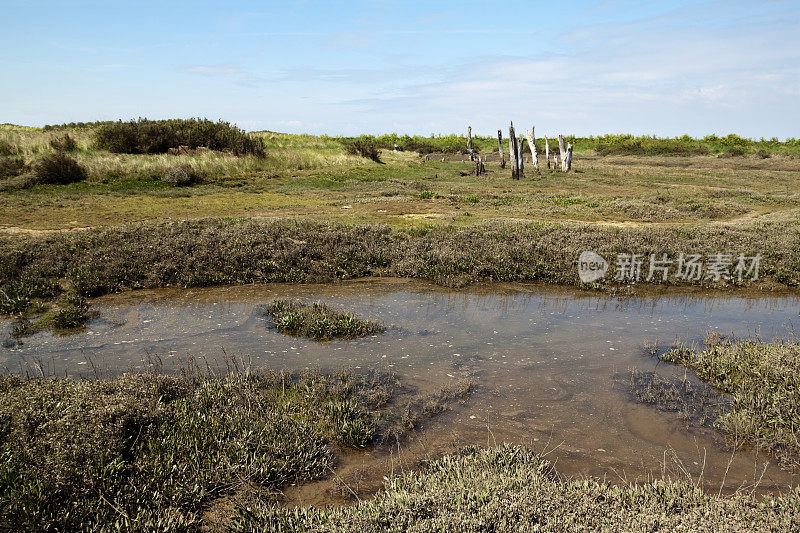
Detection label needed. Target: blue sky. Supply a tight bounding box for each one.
[2,0,798,137]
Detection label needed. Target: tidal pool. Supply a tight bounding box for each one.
[3,279,799,503]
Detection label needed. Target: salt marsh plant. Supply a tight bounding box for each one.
[231,445,800,531]
[660,340,800,467]
[0,370,395,531]
[262,299,385,340]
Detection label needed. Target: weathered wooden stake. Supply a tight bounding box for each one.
[558,135,567,172]
[525,127,539,174]
[467,126,474,161]
[545,136,550,169]
[565,143,574,172]
[475,155,485,176]
[509,122,518,179]
[497,129,505,169]
[517,138,524,175]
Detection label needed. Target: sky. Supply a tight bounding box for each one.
[1,0,799,138]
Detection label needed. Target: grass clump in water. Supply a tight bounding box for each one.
[624,369,729,428]
[660,339,800,467]
[262,299,385,341]
[232,445,800,531]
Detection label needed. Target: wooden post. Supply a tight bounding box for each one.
[497,129,505,169]
[467,126,474,161]
[525,127,539,174]
[517,138,524,175]
[558,135,567,172]
[509,122,518,179]
[475,155,485,176]
[545,136,550,169]
[565,143,574,172]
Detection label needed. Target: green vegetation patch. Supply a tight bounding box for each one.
[660,340,800,466]
[94,118,265,156]
[262,299,385,340]
[0,370,394,531]
[232,445,800,531]
[342,135,381,162]
[1,219,799,321]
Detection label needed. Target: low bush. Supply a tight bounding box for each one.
[342,135,381,161]
[597,137,712,157]
[0,156,26,178]
[719,146,746,158]
[0,278,59,315]
[32,152,87,185]
[49,134,78,152]
[0,139,16,156]
[94,118,265,156]
[163,165,202,186]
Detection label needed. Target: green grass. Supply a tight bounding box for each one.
[3,124,800,231]
[231,445,800,532]
[262,299,385,341]
[660,340,800,467]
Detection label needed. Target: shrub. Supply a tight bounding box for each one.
[596,136,711,156]
[342,136,381,161]
[720,147,746,158]
[32,152,87,185]
[0,156,26,178]
[49,134,78,152]
[0,139,16,156]
[94,118,265,156]
[163,165,202,186]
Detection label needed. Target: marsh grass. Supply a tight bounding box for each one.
[262,299,385,340]
[231,445,800,532]
[660,340,800,467]
[0,218,797,313]
[9,294,95,338]
[0,369,397,531]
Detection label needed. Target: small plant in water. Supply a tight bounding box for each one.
[262,299,385,340]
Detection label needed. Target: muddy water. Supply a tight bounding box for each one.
[3,279,800,503]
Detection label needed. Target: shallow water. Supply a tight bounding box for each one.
[3,279,800,502]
